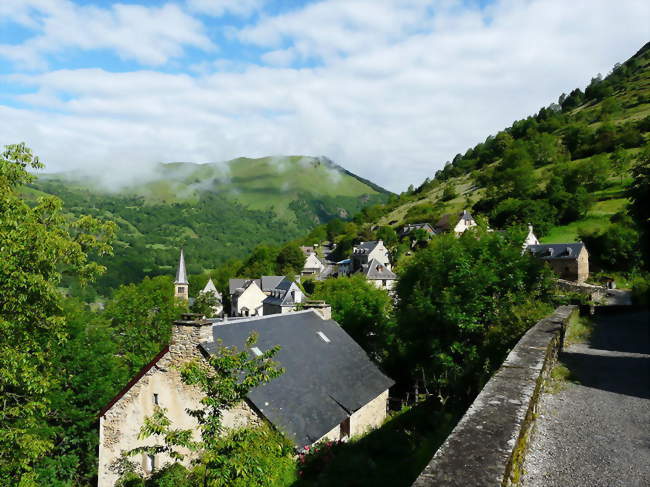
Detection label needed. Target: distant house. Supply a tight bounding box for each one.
[263,278,304,315]
[199,278,223,317]
[526,243,589,282]
[229,280,267,317]
[399,223,437,239]
[435,210,477,235]
[302,252,325,277]
[336,258,352,277]
[352,240,391,272]
[97,310,394,486]
[359,259,397,291]
[522,225,540,249]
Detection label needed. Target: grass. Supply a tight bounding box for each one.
[564,314,594,347]
[290,401,462,487]
[546,363,572,394]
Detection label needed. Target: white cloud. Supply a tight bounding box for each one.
[1,0,649,192]
[187,0,266,17]
[0,1,214,69]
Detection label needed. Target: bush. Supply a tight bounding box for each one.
[631,275,650,307]
[147,463,191,487]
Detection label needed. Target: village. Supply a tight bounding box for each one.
[96,209,592,485]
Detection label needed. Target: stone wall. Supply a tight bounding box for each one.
[412,305,578,487]
[98,320,261,487]
[350,389,389,437]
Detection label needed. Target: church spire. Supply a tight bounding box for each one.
[174,249,189,301]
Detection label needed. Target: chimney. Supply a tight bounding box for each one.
[170,313,213,361]
[303,300,332,321]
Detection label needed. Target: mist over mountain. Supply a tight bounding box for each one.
[27,155,389,291]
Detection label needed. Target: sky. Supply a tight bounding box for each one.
[0,0,648,192]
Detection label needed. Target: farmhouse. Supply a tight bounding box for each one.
[352,240,391,272]
[302,252,325,277]
[435,209,477,235]
[262,277,304,315]
[97,310,393,486]
[229,279,267,317]
[359,259,397,291]
[527,243,589,282]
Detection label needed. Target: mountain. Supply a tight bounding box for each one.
[365,42,649,245]
[27,155,390,291]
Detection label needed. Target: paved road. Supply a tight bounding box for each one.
[522,310,650,487]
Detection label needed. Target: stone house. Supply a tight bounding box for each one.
[262,278,304,315]
[399,222,437,239]
[359,259,397,291]
[352,240,392,272]
[526,243,589,282]
[435,209,477,235]
[97,310,393,486]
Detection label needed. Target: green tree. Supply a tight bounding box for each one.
[276,242,305,275]
[627,144,650,268]
[128,333,285,486]
[610,146,631,183]
[395,229,553,403]
[104,275,186,373]
[311,275,394,359]
[0,143,115,485]
[191,291,222,318]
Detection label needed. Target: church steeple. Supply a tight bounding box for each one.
[174,249,189,301]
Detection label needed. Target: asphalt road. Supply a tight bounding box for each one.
[521,310,650,487]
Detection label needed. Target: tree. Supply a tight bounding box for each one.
[395,229,554,403]
[275,242,305,275]
[610,146,631,183]
[311,275,394,360]
[191,291,222,318]
[0,143,115,485]
[104,276,186,373]
[127,333,285,486]
[441,184,457,202]
[627,144,650,269]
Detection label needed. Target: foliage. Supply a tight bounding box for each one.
[129,332,285,486]
[0,143,115,486]
[630,274,650,307]
[104,276,187,373]
[311,275,394,360]
[191,291,222,318]
[276,242,306,275]
[394,229,554,403]
[579,219,642,272]
[627,143,650,269]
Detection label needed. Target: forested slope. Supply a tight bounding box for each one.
[27,156,389,292]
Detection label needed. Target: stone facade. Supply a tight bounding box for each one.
[545,246,589,282]
[97,320,261,487]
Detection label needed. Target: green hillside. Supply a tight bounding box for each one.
[369,42,650,244]
[27,155,389,292]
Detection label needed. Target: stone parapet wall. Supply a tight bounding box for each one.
[412,305,578,487]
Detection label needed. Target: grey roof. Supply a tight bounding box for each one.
[201,310,394,448]
[175,249,188,285]
[263,279,300,307]
[360,259,397,280]
[260,276,286,292]
[527,243,586,260]
[435,210,475,232]
[399,223,437,237]
[228,278,261,296]
[353,241,381,254]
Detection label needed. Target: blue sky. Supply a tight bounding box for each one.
[0,0,648,191]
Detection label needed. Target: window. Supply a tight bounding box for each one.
[317,331,330,343]
[153,393,159,405]
[145,454,155,473]
[177,286,185,293]
[251,347,263,357]
[382,279,387,287]
[340,417,351,439]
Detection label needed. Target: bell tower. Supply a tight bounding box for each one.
[174,249,189,301]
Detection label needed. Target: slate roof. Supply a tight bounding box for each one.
[399,223,437,237]
[527,243,585,260]
[360,258,397,280]
[260,276,286,292]
[435,210,474,232]
[263,279,300,306]
[228,278,261,296]
[353,241,381,254]
[201,310,394,448]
